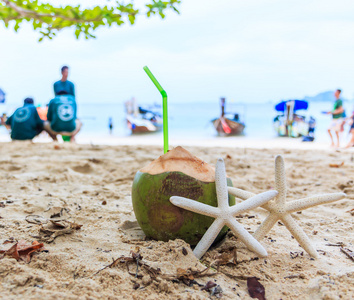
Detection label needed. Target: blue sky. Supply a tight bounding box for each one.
[0,0,354,105]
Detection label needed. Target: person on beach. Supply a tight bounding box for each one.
[344,110,354,148]
[327,89,344,147]
[53,66,75,97]
[2,98,44,141]
[0,113,7,125]
[108,117,113,134]
[44,91,82,142]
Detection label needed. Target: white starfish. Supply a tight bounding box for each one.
[170,158,278,259]
[228,155,347,258]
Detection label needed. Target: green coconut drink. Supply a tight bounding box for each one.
[132,146,235,246]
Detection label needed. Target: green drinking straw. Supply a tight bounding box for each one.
[143,66,169,154]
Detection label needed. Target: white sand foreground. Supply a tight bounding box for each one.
[0,142,353,299]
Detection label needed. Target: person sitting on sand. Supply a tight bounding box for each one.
[53,66,75,97]
[44,91,82,142]
[327,89,345,147]
[2,98,44,141]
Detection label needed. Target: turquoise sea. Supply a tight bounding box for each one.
[77,101,352,144]
[0,101,352,144]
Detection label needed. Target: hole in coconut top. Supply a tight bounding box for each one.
[140,146,216,182]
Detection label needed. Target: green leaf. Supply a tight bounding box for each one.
[128,14,135,24]
[0,0,181,41]
[75,28,81,39]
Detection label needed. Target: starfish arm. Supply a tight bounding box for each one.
[193,218,225,259]
[230,190,278,216]
[228,187,255,200]
[253,213,279,240]
[226,218,268,257]
[275,155,287,205]
[281,213,318,258]
[286,193,347,213]
[215,159,230,210]
[170,196,219,218]
[228,187,273,211]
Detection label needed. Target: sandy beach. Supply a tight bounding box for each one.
[0,142,353,299]
[0,129,340,151]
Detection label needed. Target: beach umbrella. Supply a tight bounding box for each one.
[275,100,308,112]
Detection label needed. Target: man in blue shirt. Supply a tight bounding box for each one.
[53,66,75,97]
[44,91,82,142]
[3,98,44,141]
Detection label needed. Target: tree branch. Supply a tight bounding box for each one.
[3,0,121,23]
[0,0,181,40]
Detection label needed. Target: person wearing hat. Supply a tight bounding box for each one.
[3,98,45,141]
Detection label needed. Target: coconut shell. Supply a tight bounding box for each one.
[132,147,235,246]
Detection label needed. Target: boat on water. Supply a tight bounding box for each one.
[211,98,245,136]
[273,99,316,138]
[125,98,163,134]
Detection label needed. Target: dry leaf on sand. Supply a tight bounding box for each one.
[329,162,344,168]
[247,277,266,300]
[0,240,45,263]
[38,220,83,243]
